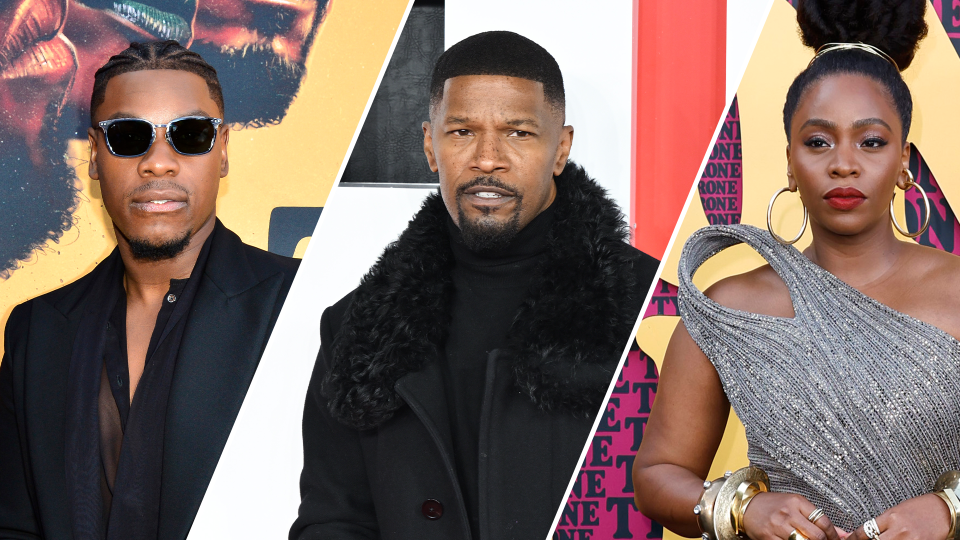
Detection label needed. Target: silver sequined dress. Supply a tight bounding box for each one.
[677,224,960,532]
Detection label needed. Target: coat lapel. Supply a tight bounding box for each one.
[157,224,286,540]
[394,360,454,462]
[395,360,472,534]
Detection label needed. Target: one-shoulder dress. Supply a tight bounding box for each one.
[677,224,960,532]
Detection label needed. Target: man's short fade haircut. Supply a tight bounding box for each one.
[429,31,565,114]
[90,40,224,125]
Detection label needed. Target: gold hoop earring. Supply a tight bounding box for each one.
[890,168,931,238]
[767,187,808,245]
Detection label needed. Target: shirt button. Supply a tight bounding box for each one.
[117,375,123,387]
[421,499,443,520]
[166,294,177,303]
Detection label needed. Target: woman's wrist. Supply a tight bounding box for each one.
[694,467,770,540]
[934,471,960,540]
[732,480,764,537]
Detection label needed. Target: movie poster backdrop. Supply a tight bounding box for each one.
[0,0,411,356]
[555,2,960,539]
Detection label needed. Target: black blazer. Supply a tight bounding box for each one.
[0,221,298,540]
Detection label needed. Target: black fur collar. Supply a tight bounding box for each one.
[325,162,646,429]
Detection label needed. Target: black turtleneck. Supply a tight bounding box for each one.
[442,203,555,539]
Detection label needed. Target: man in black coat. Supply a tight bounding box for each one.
[291,31,659,540]
[0,41,298,539]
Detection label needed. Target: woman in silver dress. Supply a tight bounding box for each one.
[633,1,960,540]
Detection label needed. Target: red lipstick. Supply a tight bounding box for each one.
[824,187,866,210]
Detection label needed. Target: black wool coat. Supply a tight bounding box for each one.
[291,164,659,540]
[0,221,299,540]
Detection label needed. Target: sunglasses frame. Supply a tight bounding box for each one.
[97,116,224,158]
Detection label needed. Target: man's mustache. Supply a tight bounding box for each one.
[455,176,519,197]
[126,180,191,198]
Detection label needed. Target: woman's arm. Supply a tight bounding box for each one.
[632,319,843,540]
[632,321,730,537]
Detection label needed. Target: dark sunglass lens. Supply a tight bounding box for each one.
[169,118,217,155]
[105,120,154,156]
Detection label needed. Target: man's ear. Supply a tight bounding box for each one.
[219,127,230,177]
[552,125,574,176]
[423,121,438,173]
[88,127,100,180]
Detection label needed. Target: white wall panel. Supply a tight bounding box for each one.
[727,0,774,103]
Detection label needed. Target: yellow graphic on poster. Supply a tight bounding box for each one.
[636,3,960,539]
[0,0,412,354]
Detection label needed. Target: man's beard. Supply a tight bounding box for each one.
[126,230,192,262]
[455,176,523,255]
[189,41,307,127]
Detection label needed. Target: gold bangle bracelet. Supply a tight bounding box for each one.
[696,475,726,538]
[934,471,960,540]
[734,483,763,537]
[694,467,769,540]
[935,491,958,540]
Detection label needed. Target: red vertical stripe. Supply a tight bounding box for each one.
[632,0,727,258]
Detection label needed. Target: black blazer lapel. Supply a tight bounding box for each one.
[157,225,287,540]
[20,252,121,538]
[22,301,80,538]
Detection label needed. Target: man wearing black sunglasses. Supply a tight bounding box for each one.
[0,40,298,540]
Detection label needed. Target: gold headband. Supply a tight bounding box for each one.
[809,42,899,71]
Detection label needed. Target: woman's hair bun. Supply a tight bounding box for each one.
[797,0,928,70]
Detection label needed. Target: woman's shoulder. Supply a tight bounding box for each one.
[902,242,960,304]
[702,263,796,318]
[904,241,960,287]
[897,241,960,340]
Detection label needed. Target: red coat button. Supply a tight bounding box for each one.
[421,499,443,520]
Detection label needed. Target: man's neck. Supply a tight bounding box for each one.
[118,219,215,304]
